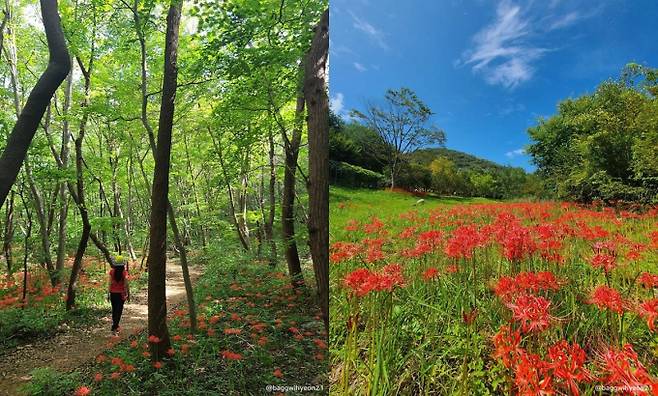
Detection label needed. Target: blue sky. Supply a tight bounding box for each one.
[329,0,658,171]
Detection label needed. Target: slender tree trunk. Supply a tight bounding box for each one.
[25,160,56,285]
[132,0,196,332]
[304,9,329,333]
[147,0,182,359]
[0,0,71,208]
[56,64,73,282]
[265,127,277,266]
[213,132,251,251]
[281,93,305,288]
[3,191,15,273]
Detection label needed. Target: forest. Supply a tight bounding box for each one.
[0,0,329,394]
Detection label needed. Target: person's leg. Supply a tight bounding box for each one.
[115,294,125,331]
[110,293,121,331]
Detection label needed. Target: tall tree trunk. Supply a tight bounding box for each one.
[0,0,71,208]
[132,0,196,332]
[304,9,329,333]
[56,64,73,282]
[265,127,277,266]
[281,93,305,288]
[147,0,182,359]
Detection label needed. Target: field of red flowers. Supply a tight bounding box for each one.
[330,192,658,395]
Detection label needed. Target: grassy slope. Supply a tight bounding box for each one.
[330,186,491,228]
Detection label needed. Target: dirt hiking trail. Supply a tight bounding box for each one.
[0,259,202,396]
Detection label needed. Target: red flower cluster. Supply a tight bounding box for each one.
[343,264,405,297]
[596,344,658,393]
[588,285,627,314]
[637,298,658,332]
[493,271,561,302]
[505,294,556,333]
[637,272,658,289]
[444,224,481,259]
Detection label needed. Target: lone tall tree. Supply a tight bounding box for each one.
[304,9,329,333]
[351,88,446,189]
[0,0,71,207]
[147,0,183,359]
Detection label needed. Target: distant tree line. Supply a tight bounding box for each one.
[330,88,541,200]
[527,64,658,204]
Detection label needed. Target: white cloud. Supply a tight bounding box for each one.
[459,0,594,89]
[548,11,580,30]
[505,148,526,158]
[348,10,388,50]
[353,62,367,72]
[460,0,545,89]
[330,93,345,115]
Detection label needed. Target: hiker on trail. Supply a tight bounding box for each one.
[108,255,130,335]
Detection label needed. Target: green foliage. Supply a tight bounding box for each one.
[20,367,81,396]
[527,64,658,204]
[329,160,386,188]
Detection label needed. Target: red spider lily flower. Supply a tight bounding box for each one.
[110,357,123,366]
[153,361,163,369]
[422,267,439,281]
[95,355,107,364]
[377,264,405,291]
[505,294,555,333]
[181,344,190,354]
[288,327,300,334]
[445,264,459,274]
[344,219,359,232]
[546,340,592,395]
[74,386,91,396]
[513,350,554,395]
[130,340,138,348]
[257,336,268,346]
[638,272,658,289]
[363,217,385,234]
[123,364,135,373]
[492,325,523,369]
[500,225,537,262]
[147,335,161,343]
[224,328,242,335]
[330,242,361,264]
[590,253,617,273]
[110,372,121,380]
[94,373,103,382]
[596,344,658,391]
[273,368,284,378]
[166,348,176,357]
[172,334,182,341]
[398,226,416,239]
[588,285,627,314]
[209,315,221,324]
[313,338,328,349]
[142,351,151,358]
[637,298,658,332]
[207,328,216,337]
[493,271,561,302]
[221,350,243,360]
[444,224,481,259]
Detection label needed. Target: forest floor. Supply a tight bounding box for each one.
[0,259,202,396]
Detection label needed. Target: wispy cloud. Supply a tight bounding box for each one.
[459,0,596,89]
[505,148,526,158]
[330,93,345,116]
[348,10,388,50]
[548,11,580,30]
[499,102,525,116]
[353,62,367,72]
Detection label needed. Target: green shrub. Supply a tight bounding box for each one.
[330,160,386,188]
